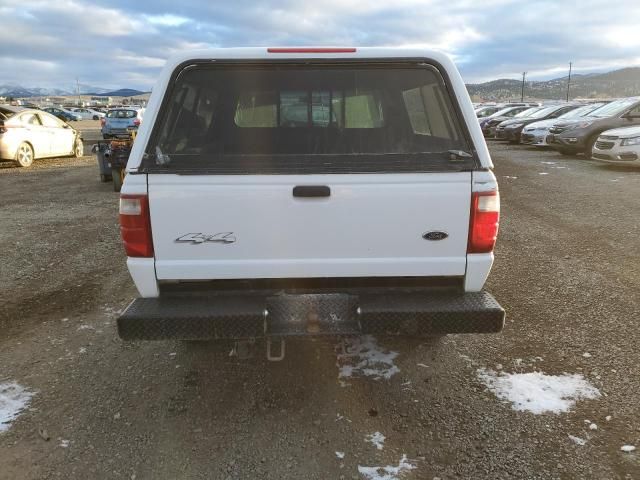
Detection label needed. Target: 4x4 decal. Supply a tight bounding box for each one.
[175,232,236,244]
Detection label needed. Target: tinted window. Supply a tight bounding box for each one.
[107,110,137,119]
[145,64,473,174]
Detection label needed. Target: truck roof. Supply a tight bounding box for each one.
[163,46,454,65]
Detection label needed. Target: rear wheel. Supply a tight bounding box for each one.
[15,142,34,167]
[93,115,99,120]
[73,138,84,158]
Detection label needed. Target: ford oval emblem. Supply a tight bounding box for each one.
[423,231,448,241]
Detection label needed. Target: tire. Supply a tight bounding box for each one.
[112,167,124,192]
[15,142,34,167]
[73,138,84,158]
[93,115,99,120]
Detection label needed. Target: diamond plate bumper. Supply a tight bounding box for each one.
[117,291,505,340]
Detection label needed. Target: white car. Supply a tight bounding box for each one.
[0,106,83,167]
[115,47,504,358]
[521,103,606,147]
[71,108,105,120]
[591,125,640,165]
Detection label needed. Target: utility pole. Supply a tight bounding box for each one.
[76,78,81,106]
[521,72,527,102]
[566,62,572,102]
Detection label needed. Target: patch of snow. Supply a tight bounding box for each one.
[336,336,399,380]
[358,454,416,480]
[589,423,598,430]
[416,363,429,369]
[365,431,386,450]
[569,435,587,446]
[539,172,549,175]
[335,451,345,459]
[541,161,557,165]
[77,325,95,331]
[478,369,600,414]
[0,382,34,432]
[502,175,518,179]
[621,445,636,453]
[169,352,177,357]
[582,352,592,358]
[59,439,70,448]
[605,415,612,421]
[78,347,86,354]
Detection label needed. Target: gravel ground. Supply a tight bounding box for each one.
[0,143,638,479]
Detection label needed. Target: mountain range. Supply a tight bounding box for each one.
[2,67,639,101]
[0,85,147,98]
[467,67,640,101]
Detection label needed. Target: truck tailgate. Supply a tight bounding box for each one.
[148,172,471,280]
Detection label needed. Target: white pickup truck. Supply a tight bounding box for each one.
[117,47,504,359]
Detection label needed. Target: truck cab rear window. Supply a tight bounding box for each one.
[145,63,474,174]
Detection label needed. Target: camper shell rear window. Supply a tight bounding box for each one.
[142,61,477,174]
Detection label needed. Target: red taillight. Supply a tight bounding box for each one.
[467,191,500,254]
[100,118,106,126]
[133,118,141,127]
[119,194,154,257]
[267,47,356,53]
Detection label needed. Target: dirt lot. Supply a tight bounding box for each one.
[0,144,639,479]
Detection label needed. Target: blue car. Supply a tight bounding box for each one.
[101,108,143,139]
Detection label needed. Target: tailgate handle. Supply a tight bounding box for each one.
[293,185,331,198]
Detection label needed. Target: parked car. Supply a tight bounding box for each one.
[548,97,640,155]
[115,47,505,354]
[71,107,105,120]
[0,106,83,167]
[475,105,502,118]
[494,104,581,143]
[480,106,541,138]
[520,103,607,147]
[101,108,143,139]
[591,125,640,166]
[42,107,81,122]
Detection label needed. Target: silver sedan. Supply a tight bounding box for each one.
[0,106,83,167]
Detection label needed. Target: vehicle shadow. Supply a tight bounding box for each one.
[594,164,640,174]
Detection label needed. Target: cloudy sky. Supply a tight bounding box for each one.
[1,0,639,90]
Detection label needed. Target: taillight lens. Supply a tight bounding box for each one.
[468,191,500,254]
[119,194,154,257]
[133,118,140,127]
